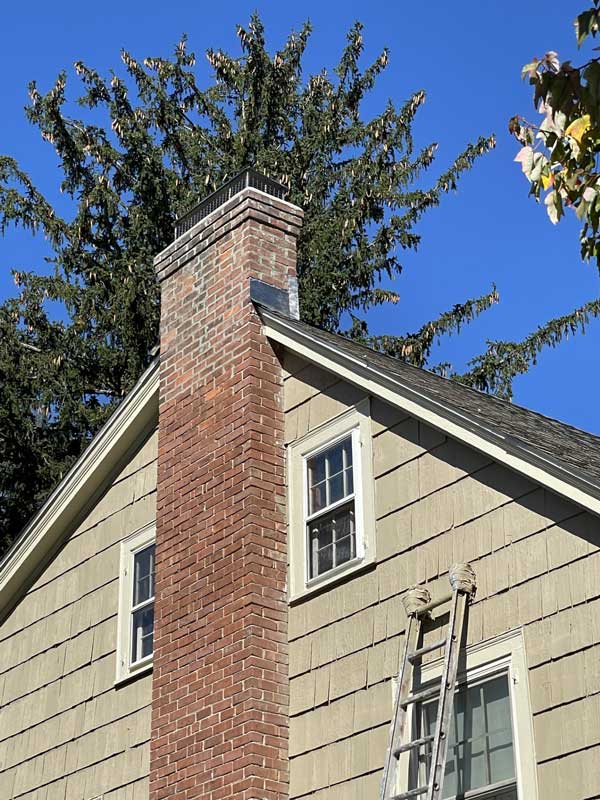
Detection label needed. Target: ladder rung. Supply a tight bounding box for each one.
[415,591,453,617]
[408,638,446,662]
[394,734,434,757]
[401,683,441,707]
[391,786,429,799]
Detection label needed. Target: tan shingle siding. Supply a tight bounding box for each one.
[0,428,156,798]
[285,356,600,797]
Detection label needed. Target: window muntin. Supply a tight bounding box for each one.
[420,673,517,800]
[306,436,357,579]
[131,543,155,665]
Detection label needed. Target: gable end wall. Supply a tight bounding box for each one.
[284,355,600,800]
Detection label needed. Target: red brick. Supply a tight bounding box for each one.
[149,186,302,800]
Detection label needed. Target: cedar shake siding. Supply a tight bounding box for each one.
[284,356,600,800]
[0,427,157,800]
[150,183,302,800]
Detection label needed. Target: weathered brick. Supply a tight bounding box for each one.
[149,185,302,800]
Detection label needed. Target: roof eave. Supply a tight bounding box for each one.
[0,358,160,617]
[260,308,600,518]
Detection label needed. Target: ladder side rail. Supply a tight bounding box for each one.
[426,564,476,800]
[380,613,421,800]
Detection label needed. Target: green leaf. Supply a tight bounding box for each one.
[575,9,600,47]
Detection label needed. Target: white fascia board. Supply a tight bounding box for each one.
[262,312,600,519]
[0,359,160,615]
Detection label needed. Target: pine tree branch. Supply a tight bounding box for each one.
[458,298,600,399]
[362,285,500,367]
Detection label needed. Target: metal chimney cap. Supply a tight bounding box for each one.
[174,168,289,239]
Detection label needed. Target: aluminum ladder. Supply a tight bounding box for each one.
[380,563,477,800]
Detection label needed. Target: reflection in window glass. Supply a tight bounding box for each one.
[132,605,155,662]
[131,544,156,664]
[421,674,516,799]
[306,437,356,578]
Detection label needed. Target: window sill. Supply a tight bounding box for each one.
[289,552,376,605]
[114,658,153,688]
[448,778,517,799]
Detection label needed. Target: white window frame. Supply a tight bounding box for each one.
[288,399,375,600]
[115,522,156,684]
[405,628,538,800]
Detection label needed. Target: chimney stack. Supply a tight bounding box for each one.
[150,171,303,800]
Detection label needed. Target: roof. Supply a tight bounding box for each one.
[276,312,600,485]
[258,306,600,513]
[0,359,159,618]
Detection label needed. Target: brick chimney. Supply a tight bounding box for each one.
[150,171,303,800]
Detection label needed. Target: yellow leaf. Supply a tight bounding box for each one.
[541,172,554,190]
[565,114,591,144]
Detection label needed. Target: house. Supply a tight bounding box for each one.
[1,169,600,800]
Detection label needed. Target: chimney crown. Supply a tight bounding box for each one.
[174,168,289,239]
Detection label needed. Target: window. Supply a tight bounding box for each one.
[131,543,155,663]
[288,399,375,599]
[404,630,537,800]
[420,674,517,799]
[116,523,156,683]
[306,437,355,578]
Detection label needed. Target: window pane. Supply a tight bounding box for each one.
[484,677,515,785]
[488,730,515,785]
[308,502,355,578]
[131,605,154,663]
[310,481,327,514]
[308,453,326,489]
[492,790,517,800]
[345,466,354,496]
[307,438,353,515]
[329,472,345,505]
[327,445,344,476]
[318,544,333,575]
[335,534,354,565]
[133,544,155,606]
[422,674,515,798]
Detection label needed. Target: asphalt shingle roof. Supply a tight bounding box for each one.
[273,312,600,488]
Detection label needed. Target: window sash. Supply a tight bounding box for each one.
[129,543,155,665]
[132,543,155,606]
[131,544,155,611]
[306,436,354,517]
[305,434,357,581]
[417,672,516,800]
[308,499,356,578]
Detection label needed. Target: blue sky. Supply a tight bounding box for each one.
[2,1,599,432]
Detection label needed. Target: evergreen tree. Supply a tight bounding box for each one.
[0,16,596,552]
